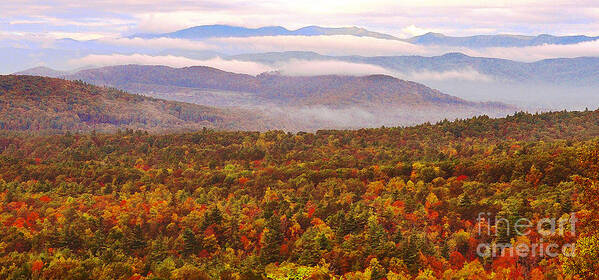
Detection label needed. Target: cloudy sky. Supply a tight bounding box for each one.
[2,0,599,39]
[2,0,599,74]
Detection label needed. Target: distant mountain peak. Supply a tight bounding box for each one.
[439,52,470,58]
[13,66,68,78]
[536,34,553,38]
[131,24,400,40]
[365,74,398,81]
[421,32,446,38]
[127,24,599,48]
[408,32,599,47]
[19,66,55,72]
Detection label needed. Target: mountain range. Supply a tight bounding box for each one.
[228,51,599,85]
[12,65,516,130]
[8,24,599,113]
[3,24,599,76]
[18,52,599,86]
[132,25,398,40]
[66,65,513,106]
[407,32,599,48]
[64,65,469,106]
[15,48,599,110]
[225,51,599,109]
[131,24,599,48]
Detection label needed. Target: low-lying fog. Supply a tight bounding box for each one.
[424,81,599,111]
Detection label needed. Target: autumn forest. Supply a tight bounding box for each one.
[1,109,598,279]
[5,1,599,278]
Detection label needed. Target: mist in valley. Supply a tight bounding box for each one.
[424,81,599,111]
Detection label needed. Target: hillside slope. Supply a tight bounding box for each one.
[0,75,280,132]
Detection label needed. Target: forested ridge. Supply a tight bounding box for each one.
[0,75,280,132]
[0,109,598,279]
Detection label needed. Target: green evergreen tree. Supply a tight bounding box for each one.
[402,233,421,275]
[182,228,198,256]
[260,214,284,264]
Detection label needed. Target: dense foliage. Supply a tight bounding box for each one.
[0,110,598,279]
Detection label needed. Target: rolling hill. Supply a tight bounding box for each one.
[0,75,282,132]
[63,64,516,130]
[65,64,505,107]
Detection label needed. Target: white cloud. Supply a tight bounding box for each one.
[4,0,599,38]
[208,35,444,56]
[124,1,599,35]
[262,105,377,128]
[467,39,599,61]
[94,34,447,56]
[97,34,599,63]
[100,37,212,51]
[401,68,494,82]
[96,35,446,57]
[276,59,493,82]
[9,19,47,25]
[66,53,494,83]
[48,32,119,41]
[291,106,376,126]
[69,54,274,75]
[398,25,437,37]
[134,11,263,33]
[276,59,392,76]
